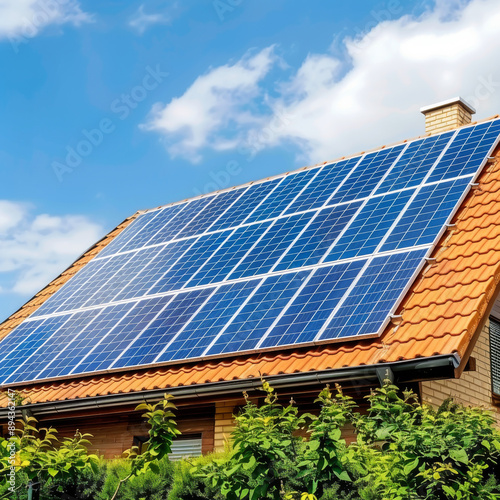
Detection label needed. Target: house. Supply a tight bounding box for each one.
[1,97,500,458]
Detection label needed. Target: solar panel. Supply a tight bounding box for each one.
[259,260,367,347]
[329,145,405,204]
[207,270,310,355]
[6,309,101,383]
[113,240,193,301]
[375,132,454,194]
[158,279,260,362]
[148,232,229,294]
[96,210,161,258]
[209,180,280,231]
[275,202,362,271]
[2,118,500,385]
[185,221,270,287]
[320,249,427,339]
[285,157,361,214]
[244,169,318,223]
[32,302,134,379]
[0,316,70,377]
[228,212,314,280]
[111,288,214,368]
[325,190,414,261]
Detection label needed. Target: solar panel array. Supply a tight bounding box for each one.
[2,118,500,386]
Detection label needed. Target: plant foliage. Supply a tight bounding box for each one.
[1,382,499,500]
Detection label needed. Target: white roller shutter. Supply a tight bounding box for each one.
[490,317,500,396]
[168,437,202,461]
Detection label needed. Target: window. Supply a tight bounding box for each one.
[169,434,203,461]
[489,317,500,396]
[132,433,202,461]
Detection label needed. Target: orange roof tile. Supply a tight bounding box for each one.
[2,125,500,408]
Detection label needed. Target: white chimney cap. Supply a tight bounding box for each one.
[420,96,476,115]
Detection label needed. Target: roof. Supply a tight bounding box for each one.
[2,117,500,408]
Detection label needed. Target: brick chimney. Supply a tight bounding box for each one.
[420,97,476,134]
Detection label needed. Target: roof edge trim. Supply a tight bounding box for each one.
[0,354,460,417]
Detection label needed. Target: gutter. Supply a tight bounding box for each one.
[0,354,460,418]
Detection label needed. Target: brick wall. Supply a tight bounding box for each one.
[42,404,215,459]
[423,103,472,134]
[421,319,500,423]
[214,398,246,452]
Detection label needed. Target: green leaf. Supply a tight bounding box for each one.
[47,468,59,477]
[243,455,256,470]
[449,448,468,464]
[442,485,456,496]
[403,458,419,475]
[308,440,320,451]
[149,462,160,474]
[334,470,351,482]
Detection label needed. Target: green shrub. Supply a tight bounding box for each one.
[168,453,226,500]
[41,458,107,500]
[94,457,173,500]
[3,381,500,500]
[349,383,500,500]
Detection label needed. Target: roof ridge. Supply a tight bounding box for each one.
[136,115,500,214]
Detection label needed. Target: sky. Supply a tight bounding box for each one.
[1,0,500,322]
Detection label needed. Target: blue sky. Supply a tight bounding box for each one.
[1,0,500,321]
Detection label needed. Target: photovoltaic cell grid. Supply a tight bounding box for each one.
[2,118,500,386]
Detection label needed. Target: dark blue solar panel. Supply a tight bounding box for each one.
[428,119,500,183]
[75,296,172,373]
[375,133,454,194]
[381,177,470,252]
[175,189,243,239]
[158,279,259,362]
[30,257,113,317]
[0,315,69,383]
[6,118,500,386]
[120,204,187,252]
[114,240,193,301]
[275,202,362,271]
[329,145,405,205]
[209,180,280,232]
[207,270,310,355]
[84,246,163,307]
[228,212,314,280]
[5,309,101,384]
[321,249,426,339]
[36,302,133,379]
[142,197,214,247]
[53,253,134,312]
[0,320,48,373]
[112,288,214,368]
[326,190,415,261]
[186,221,270,287]
[97,210,161,258]
[245,169,318,223]
[260,260,366,348]
[148,232,229,294]
[285,157,361,213]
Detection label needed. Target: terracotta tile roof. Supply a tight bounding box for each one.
[2,122,500,407]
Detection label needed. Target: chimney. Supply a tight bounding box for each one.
[420,97,476,134]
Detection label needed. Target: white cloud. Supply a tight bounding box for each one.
[0,0,92,41]
[146,0,500,164]
[129,4,171,34]
[144,46,277,162]
[0,201,103,296]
